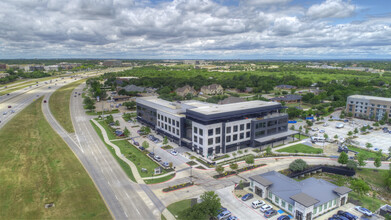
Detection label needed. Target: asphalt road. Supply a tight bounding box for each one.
[69,84,160,219]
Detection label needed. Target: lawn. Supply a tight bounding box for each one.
[348,146,383,159]
[277,144,323,154]
[166,199,192,219]
[97,120,119,140]
[90,121,136,182]
[0,98,111,219]
[144,174,175,184]
[86,109,120,115]
[294,134,309,140]
[49,79,86,133]
[91,120,167,178]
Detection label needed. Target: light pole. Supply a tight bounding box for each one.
[190,165,193,183]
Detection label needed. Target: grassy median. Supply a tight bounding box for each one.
[49,79,86,133]
[277,143,323,154]
[0,98,111,219]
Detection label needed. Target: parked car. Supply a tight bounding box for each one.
[133,141,139,146]
[227,216,238,220]
[148,152,155,157]
[43,100,47,103]
[170,150,178,156]
[319,129,325,133]
[241,193,253,201]
[8,105,11,108]
[154,155,162,162]
[311,127,319,131]
[217,210,231,220]
[259,204,272,212]
[251,200,265,209]
[3,112,7,115]
[217,207,227,214]
[331,214,349,220]
[277,215,290,220]
[162,162,169,167]
[323,123,329,127]
[355,206,373,216]
[264,209,277,218]
[138,146,145,151]
[10,110,15,113]
[337,211,358,220]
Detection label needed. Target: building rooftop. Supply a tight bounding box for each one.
[348,95,391,102]
[250,171,349,207]
[189,100,279,115]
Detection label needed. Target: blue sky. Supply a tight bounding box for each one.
[0,0,391,59]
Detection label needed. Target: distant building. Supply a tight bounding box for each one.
[200,84,224,95]
[270,94,302,103]
[275,85,297,90]
[44,65,59,71]
[119,84,146,93]
[58,62,81,70]
[218,96,244,105]
[0,64,6,71]
[103,60,122,67]
[346,95,391,121]
[175,85,197,97]
[24,65,44,72]
[115,76,138,86]
[249,171,351,220]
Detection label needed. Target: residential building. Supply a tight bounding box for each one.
[270,94,302,103]
[200,84,224,95]
[249,171,351,220]
[346,95,391,121]
[136,97,297,158]
[0,63,6,71]
[175,85,197,97]
[275,85,297,90]
[218,97,244,105]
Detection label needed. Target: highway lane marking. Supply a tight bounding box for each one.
[124,212,128,218]
[115,195,119,200]
[107,181,111,186]
[125,192,129,198]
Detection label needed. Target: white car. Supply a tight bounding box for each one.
[170,150,178,156]
[311,127,319,131]
[251,200,265,209]
[355,206,373,216]
[259,204,272,212]
[323,123,329,127]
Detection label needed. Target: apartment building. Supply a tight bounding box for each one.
[136,97,297,158]
[346,95,391,121]
[250,171,351,220]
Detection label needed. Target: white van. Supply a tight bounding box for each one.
[336,123,344,128]
[311,136,325,143]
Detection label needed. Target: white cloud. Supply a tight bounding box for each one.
[307,0,356,19]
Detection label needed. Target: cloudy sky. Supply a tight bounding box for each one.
[1,0,391,59]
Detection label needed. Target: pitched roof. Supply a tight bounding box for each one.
[276,84,296,89]
[290,192,320,207]
[251,171,346,207]
[121,84,145,92]
[176,85,195,93]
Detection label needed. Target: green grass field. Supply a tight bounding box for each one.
[49,79,86,133]
[0,98,111,219]
[348,146,383,159]
[277,143,323,154]
[90,121,136,182]
[166,199,192,219]
[144,174,175,184]
[96,120,119,140]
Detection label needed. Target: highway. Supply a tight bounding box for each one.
[68,84,162,219]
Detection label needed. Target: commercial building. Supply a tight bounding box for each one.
[102,60,122,67]
[249,171,352,220]
[346,95,391,121]
[136,97,297,158]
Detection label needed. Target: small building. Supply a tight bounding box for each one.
[270,94,302,103]
[275,85,297,90]
[44,65,59,71]
[120,84,146,93]
[103,60,122,67]
[249,171,351,220]
[175,85,197,97]
[200,84,224,95]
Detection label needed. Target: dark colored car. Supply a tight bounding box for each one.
[148,152,155,157]
[138,146,145,151]
[264,209,277,218]
[337,211,358,220]
[8,105,11,108]
[277,215,290,220]
[217,207,227,214]
[43,100,47,103]
[241,193,253,201]
[134,141,139,146]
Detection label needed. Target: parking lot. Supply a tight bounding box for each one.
[216,186,292,220]
[307,118,391,154]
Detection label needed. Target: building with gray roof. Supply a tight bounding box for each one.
[249,171,351,220]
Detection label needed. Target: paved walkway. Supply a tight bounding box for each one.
[92,119,145,184]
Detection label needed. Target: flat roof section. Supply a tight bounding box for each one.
[254,130,299,144]
[290,192,320,207]
[189,100,280,115]
[348,95,391,102]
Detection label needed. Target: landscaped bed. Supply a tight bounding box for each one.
[213,171,236,179]
[186,161,197,166]
[236,164,266,173]
[163,182,194,192]
[276,143,323,154]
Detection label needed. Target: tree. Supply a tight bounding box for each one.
[163,136,168,145]
[305,128,309,135]
[365,143,373,149]
[142,141,149,149]
[350,179,370,197]
[245,155,254,165]
[299,126,303,133]
[324,133,328,140]
[265,146,272,156]
[289,159,308,172]
[338,151,348,165]
[346,160,358,170]
[385,164,391,190]
[389,146,391,157]
[123,101,136,110]
[229,163,238,171]
[374,157,382,168]
[290,125,295,130]
[115,120,120,126]
[215,165,224,174]
[357,153,367,167]
[354,128,358,134]
[199,191,221,219]
[306,120,313,127]
[181,203,206,220]
[347,131,353,136]
[123,127,130,137]
[334,134,338,139]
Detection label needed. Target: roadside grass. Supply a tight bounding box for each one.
[0,76,59,96]
[97,120,119,140]
[348,146,383,159]
[49,79,86,133]
[294,134,309,140]
[276,143,323,154]
[86,109,120,116]
[144,174,175,184]
[91,120,167,178]
[90,121,136,182]
[166,199,192,219]
[0,98,111,219]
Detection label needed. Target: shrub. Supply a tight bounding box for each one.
[289,159,308,172]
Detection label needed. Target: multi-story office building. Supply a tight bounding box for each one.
[346,95,391,121]
[136,97,298,158]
